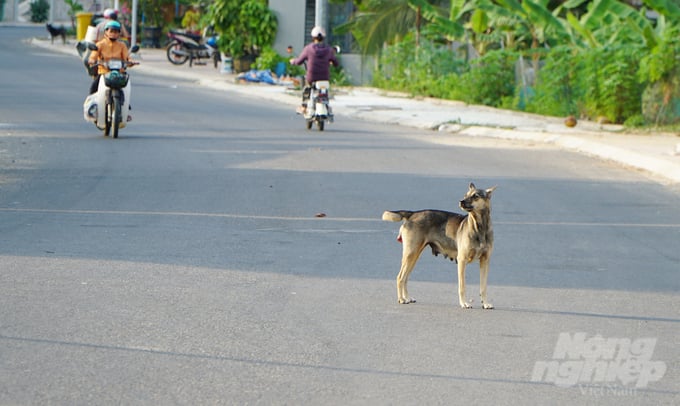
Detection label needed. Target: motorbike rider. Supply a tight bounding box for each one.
[290,26,339,115]
[95,8,129,43]
[88,20,137,95]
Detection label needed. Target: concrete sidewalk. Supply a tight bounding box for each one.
[32,38,680,185]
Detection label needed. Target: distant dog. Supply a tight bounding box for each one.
[46,23,67,44]
[382,183,497,309]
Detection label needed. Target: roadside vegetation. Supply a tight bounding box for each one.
[336,0,680,128]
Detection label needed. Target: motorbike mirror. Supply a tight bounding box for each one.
[333,45,341,54]
[129,44,140,53]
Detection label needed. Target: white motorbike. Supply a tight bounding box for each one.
[298,46,340,132]
[304,80,333,131]
[82,44,139,138]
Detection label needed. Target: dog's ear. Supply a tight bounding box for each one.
[485,186,497,197]
[469,182,476,190]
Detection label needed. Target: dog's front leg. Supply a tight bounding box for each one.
[479,256,493,309]
[457,261,471,308]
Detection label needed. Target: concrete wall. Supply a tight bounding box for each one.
[341,54,374,87]
[269,0,306,58]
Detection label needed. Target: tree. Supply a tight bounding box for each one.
[335,0,433,56]
[207,0,277,59]
[559,0,656,49]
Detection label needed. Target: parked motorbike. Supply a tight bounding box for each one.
[166,27,220,68]
[82,43,139,138]
[304,80,334,131]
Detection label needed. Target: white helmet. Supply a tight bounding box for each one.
[103,8,117,19]
[311,26,326,39]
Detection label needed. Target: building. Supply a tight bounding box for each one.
[269,0,372,85]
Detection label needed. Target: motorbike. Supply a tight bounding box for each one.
[166,27,220,68]
[82,43,139,138]
[297,46,341,132]
[303,80,334,131]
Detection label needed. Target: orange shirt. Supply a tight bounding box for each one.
[88,37,131,75]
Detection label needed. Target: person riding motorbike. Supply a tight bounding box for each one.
[87,20,138,122]
[88,20,136,95]
[95,8,129,42]
[290,26,338,115]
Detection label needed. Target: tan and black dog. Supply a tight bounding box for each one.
[382,183,497,309]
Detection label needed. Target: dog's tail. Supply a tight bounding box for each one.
[382,210,412,222]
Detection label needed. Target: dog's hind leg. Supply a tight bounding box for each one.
[397,256,418,304]
[396,234,424,304]
[479,255,493,309]
[457,260,472,308]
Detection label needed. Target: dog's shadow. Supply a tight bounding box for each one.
[496,307,680,324]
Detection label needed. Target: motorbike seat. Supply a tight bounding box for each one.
[169,29,202,43]
[313,80,330,90]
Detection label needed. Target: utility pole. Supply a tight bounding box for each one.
[131,0,138,46]
[315,0,328,35]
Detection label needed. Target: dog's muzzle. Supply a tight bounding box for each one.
[459,200,473,212]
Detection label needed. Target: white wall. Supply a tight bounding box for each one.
[269,0,306,57]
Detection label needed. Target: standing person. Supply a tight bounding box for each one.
[290,26,339,115]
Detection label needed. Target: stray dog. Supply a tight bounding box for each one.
[382,183,497,309]
[46,23,67,44]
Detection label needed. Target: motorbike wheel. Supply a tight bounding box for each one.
[104,102,111,136]
[306,120,313,130]
[111,96,121,139]
[317,120,325,131]
[213,52,220,69]
[167,41,189,65]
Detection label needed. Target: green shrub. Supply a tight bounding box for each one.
[30,0,50,23]
[577,47,645,123]
[373,34,465,97]
[623,114,646,128]
[331,62,351,87]
[526,46,645,123]
[449,49,518,107]
[638,25,680,126]
[254,46,286,71]
[525,46,580,117]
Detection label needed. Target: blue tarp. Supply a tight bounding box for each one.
[237,70,277,85]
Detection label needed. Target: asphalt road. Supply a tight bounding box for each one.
[1,26,679,405]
